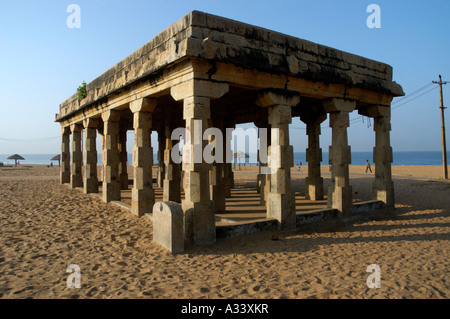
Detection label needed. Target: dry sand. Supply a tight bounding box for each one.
[0,164,448,299]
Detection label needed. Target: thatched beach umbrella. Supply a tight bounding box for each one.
[50,154,61,166]
[7,154,25,167]
[234,151,250,170]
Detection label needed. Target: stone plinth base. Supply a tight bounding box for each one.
[153,201,184,253]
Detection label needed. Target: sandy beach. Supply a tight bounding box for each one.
[0,164,448,299]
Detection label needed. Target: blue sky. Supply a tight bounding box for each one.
[0,0,449,155]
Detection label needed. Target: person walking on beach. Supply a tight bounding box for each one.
[366,160,372,173]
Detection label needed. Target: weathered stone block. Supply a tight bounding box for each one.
[306,146,322,162]
[267,192,296,230]
[269,145,293,169]
[373,146,393,164]
[327,185,353,216]
[330,145,352,165]
[183,96,211,119]
[305,176,324,201]
[270,168,288,194]
[372,181,395,208]
[132,147,152,167]
[182,199,215,245]
[153,201,184,253]
[324,98,356,114]
[268,105,293,125]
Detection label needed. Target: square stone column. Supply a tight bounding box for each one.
[257,126,271,206]
[163,123,181,203]
[256,126,269,195]
[60,126,71,184]
[358,105,394,208]
[259,150,272,206]
[256,90,300,230]
[118,127,129,190]
[207,118,226,213]
[171,79,229,245]
[223,163,233,198]
[157,129,165,188]
[373,114,394,207]
[324,98,356,216]
[70,123,83,189]
[305,123,324,200]
[183,115,214,245]
[300,112,327,201]
[210,162,225,212]
[83,118,99,194]
[130,98,156,217]
[101,110,121,203]
[223,126,234,198]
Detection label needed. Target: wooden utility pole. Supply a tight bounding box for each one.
[433,75,448,179]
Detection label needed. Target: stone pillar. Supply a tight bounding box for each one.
[118,127,129,190]
[258,126,271,206]
[163,123,181,203]
[373,115,394,207]
[223,163,232,198]
[171,79,229,245]
[157,130,165,188]
[61,126,71,184]
[256,126,269,194]
[130,98,156,217]
[301,113,327,201]
[208,123,226,213]
[210,162,225,212]
[324,98,356,216]
[83,118,99,194]
[70,123,83,188]
[101,110,121,203]
[256,90,300,230]
[359,105,395,207]
[223,126,234,198]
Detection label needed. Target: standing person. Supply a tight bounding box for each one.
[299,162,302,172]
[295,163,298,171]
[366,160,372,173]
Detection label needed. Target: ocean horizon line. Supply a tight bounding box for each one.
[1,151,449,166]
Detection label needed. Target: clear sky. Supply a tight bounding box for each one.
[0,0,449,155]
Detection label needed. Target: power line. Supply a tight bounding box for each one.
[347,82,439,127]
[392,86,438,110]
[391,82,434,105]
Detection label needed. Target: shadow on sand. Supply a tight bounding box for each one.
[186,176,450,255]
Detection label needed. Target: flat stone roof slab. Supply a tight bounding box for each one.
[56,11,403,122]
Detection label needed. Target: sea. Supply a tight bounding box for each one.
[1,151,449,166]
